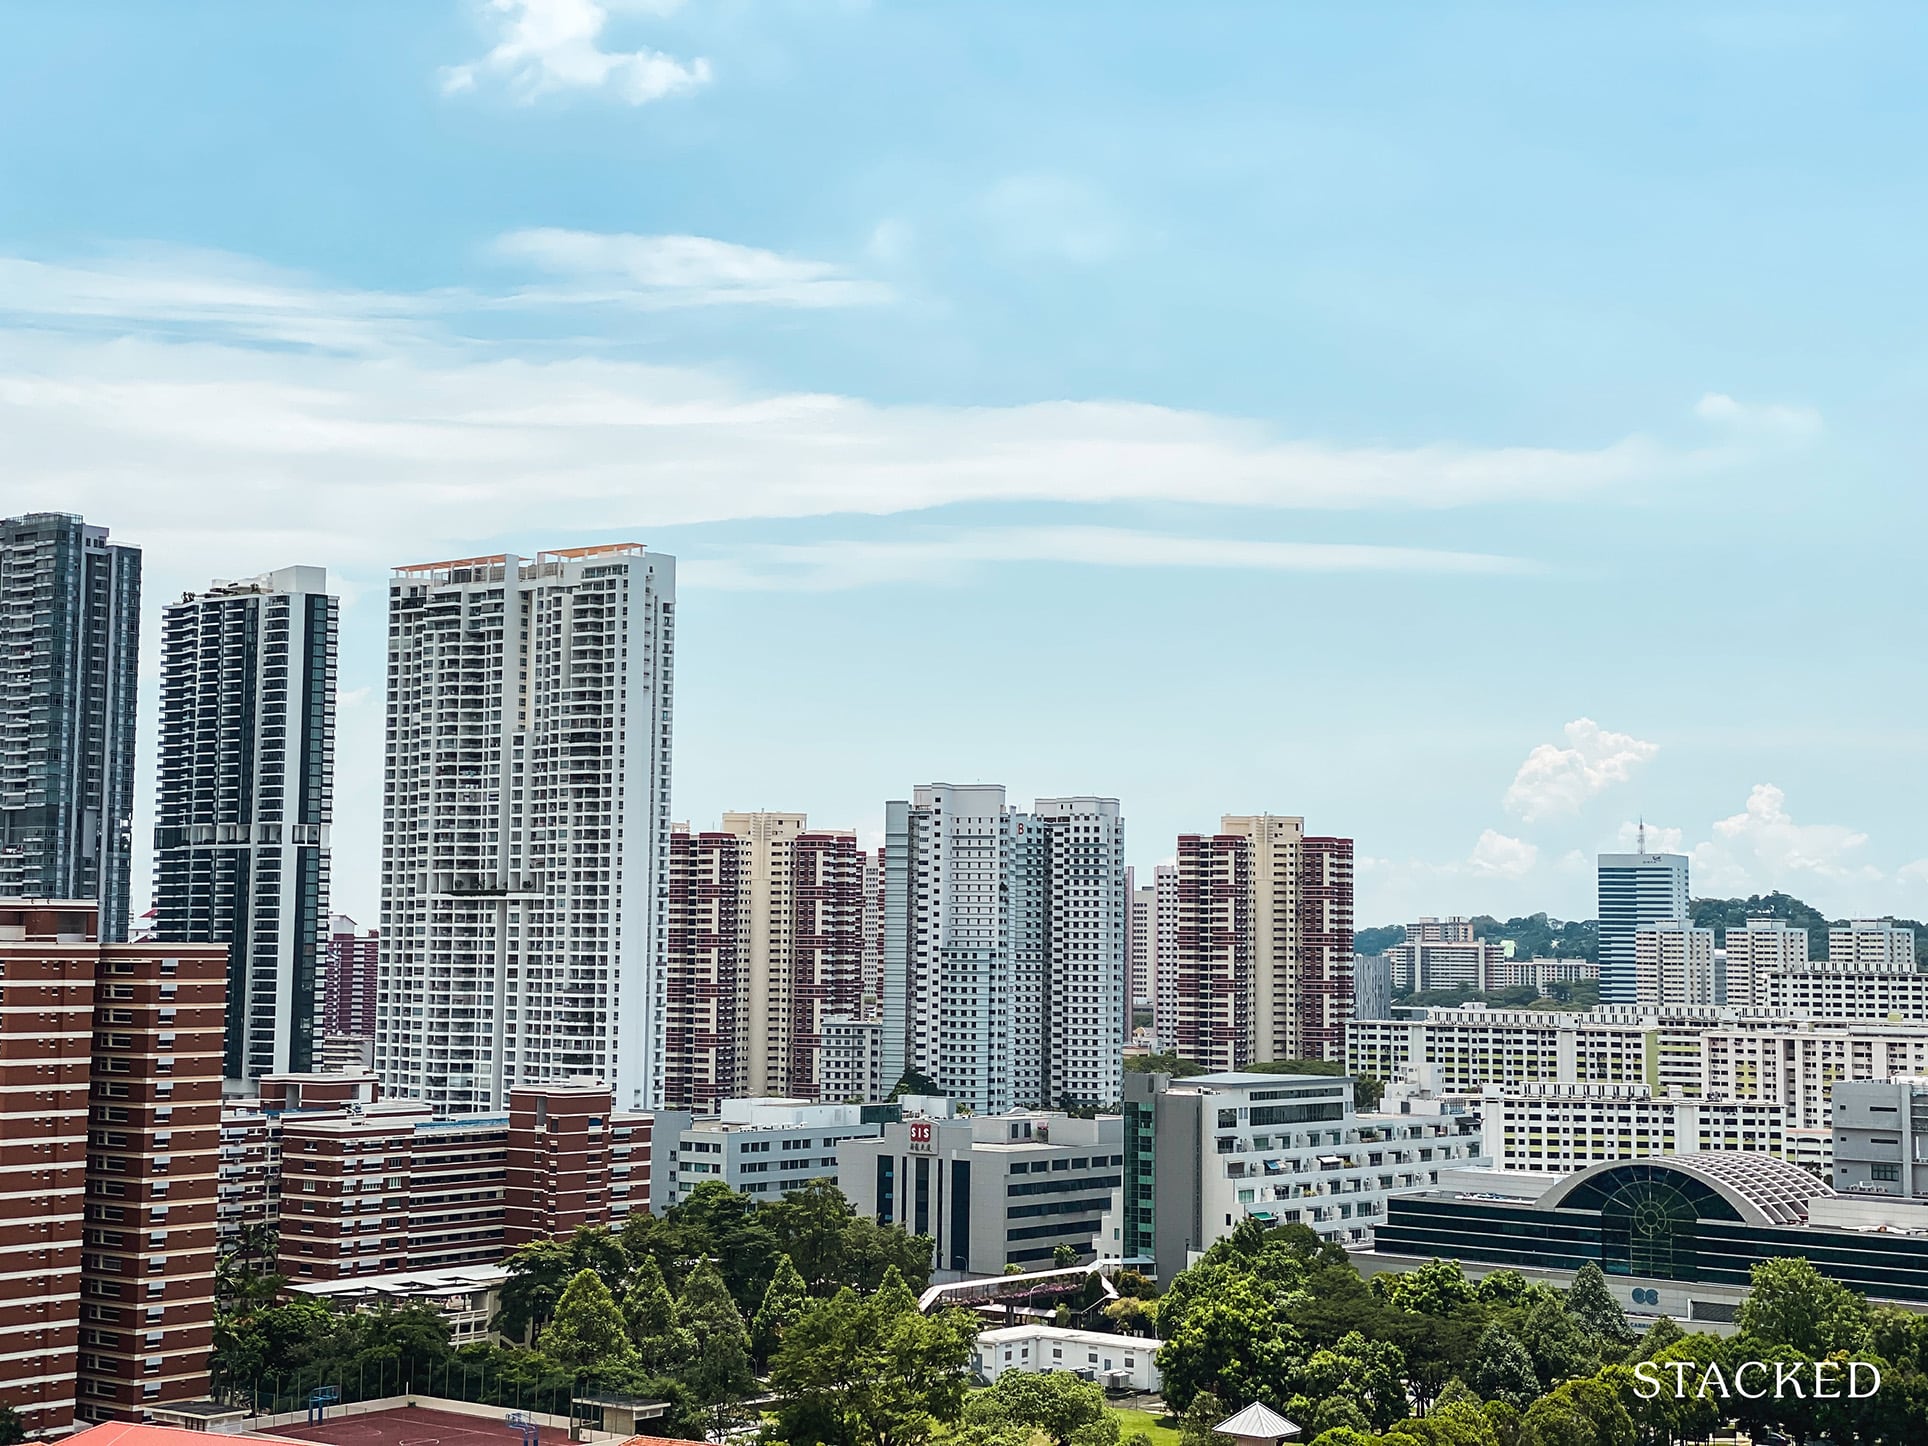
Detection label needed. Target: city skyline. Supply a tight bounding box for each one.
[6,5,1928,932]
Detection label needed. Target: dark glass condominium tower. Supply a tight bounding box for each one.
[0,513,141,940]
[153,566,338,1081]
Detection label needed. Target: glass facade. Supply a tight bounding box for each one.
[1378,1164,1928,1306]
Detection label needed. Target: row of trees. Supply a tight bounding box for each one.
[1154,1218,1928,1445]
[213,1178,940,1438]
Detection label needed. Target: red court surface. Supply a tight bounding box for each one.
[262,1406,566,1446]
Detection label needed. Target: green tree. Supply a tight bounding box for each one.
[496,1237,576,1343]
[1175,1391,1232,1446]
[1518,1374,1634,1446]
[676,1257,754,1403]
[1736,1256,1872,1357]
[1563,1263,1634,1345]
[1351,1075,1385,1112]
[1291,1330,1408,1431]
[669,1181,782,1312]
[538,1268,636,1372]
[0,1404,26,1446]
[1369,1258,1475,1317]
[1053,1243,1080,1268]
[768,1286,978,1446]
[1464,1324,1538,1410]
[1631,1315,1683,1360]
[1432,1377,1480,1409]
[753,1254,812,1370]
[622,1253,678,1350]
[1156,1272,1305,1412]
[764,1179,856,1293]
[1522,1293,1589,1389]
[965,1369,1116,1446]
[841,1213,936,1294]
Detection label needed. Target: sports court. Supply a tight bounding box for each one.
[261,1406,564,1446]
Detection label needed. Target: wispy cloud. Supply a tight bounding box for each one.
[1694,391,1823,440]
[493,229,892,309]
[441,0,711,107]
[1503,718,1660,823]
[681,526,1535,591]
[0,242,1766,598]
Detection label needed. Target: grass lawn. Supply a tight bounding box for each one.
[1109,1406,1180,1446]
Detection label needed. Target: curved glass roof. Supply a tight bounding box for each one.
[1540,1151,1832,1227]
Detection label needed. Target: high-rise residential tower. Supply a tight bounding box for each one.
[153,566,337,1082]
[323,914,380,1039]
[880,785,1125,1113]
[1127,869,1154,1010]
[1162,814,1355,1070]
[1721,917,1809,1008]
[1830,919,1917,969]
[662,812,864,1109]
[376,545,676,1112]
[0,514,141,941]
[1596,839,1690,1004]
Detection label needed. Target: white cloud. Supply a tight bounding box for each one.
[441,0,711,106]
[1694,391,1823,439]
[0,246,1722,584]
[493,229,891,308]
[1503,718,1660,822]
[684,526,1534,591]
[1690,784,1877,895]
[1469,829,1539,878]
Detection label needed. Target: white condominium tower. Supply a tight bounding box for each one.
[376,544,676,1112]
[881,784,1126,1113]
[1596,835,1689,1004]
[153,566,338,1082]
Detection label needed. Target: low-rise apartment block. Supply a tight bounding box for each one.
[1123,1071,1486,1284]
[674,1098,885,1206]
[1476,1083,1817,1175]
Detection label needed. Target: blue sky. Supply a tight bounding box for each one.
[4,1,1927,926]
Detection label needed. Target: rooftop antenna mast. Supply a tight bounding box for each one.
[1638,816,1647,854]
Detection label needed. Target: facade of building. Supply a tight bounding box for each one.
[673,1098,884,1206]
[1352,953,1394,1021]
[0,515,141,941]
[1477,1083,1809,1175]
[1700,1022,1928,1130]
[837,1110,1124,1277]
[153,567,338,1083]
[376,545,676,1113]
[273,1081,660,1282]
[1487,957,1601,992]
[1720,918,1809,1008]
[1122,1071,1486,1284]
[1385,917,1505,993]
[974,1325,1162,1390]
[0,902,225,1434]
[818,1015,884,1104]
[1370,1154,1928,1326]
[1596,847,1690,1005]
[1832,1077,1928,1200]
[1829,919,1917,969]
[662,814,865,1110]
[322,915,378,1041]
[1127,870,1154,1011]
[1763,968,1928,1021]
[880,786,1127,1114]
[1633,920,1719,1008]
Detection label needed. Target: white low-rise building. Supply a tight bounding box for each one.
[1477,1082,1829,1175]
[1123,1071,1487,1283]
[288,1265,510,1345]
[973,1325,1162,1391]
[674,1097,883,1204]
